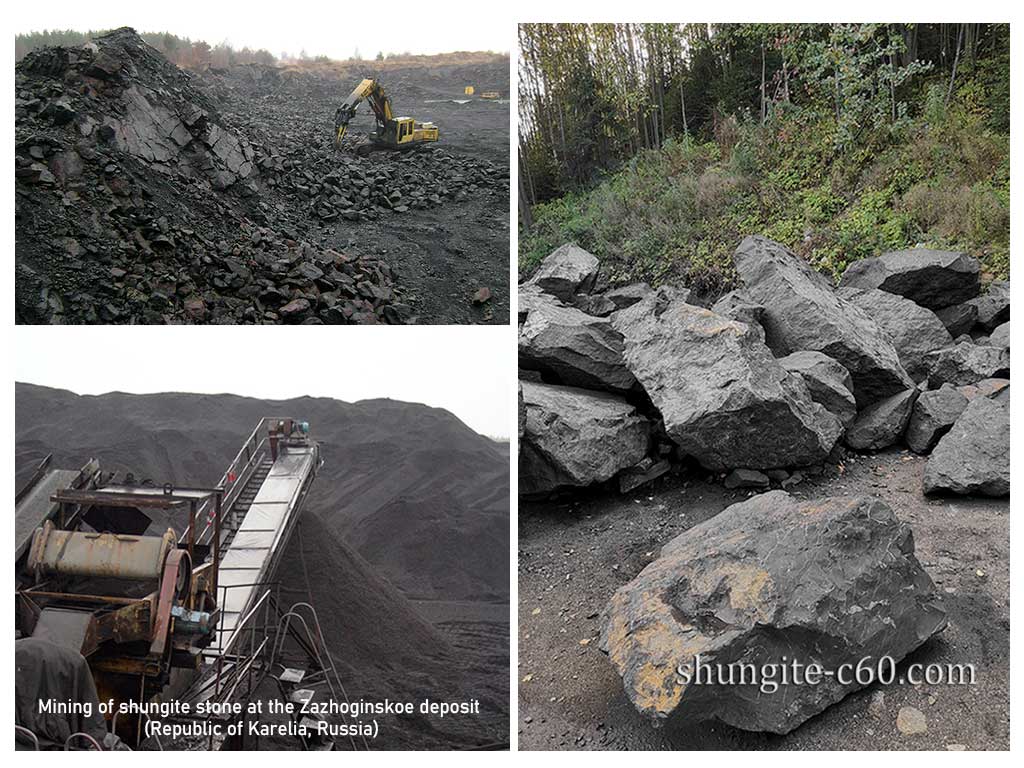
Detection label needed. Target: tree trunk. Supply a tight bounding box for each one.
[945,24,963,108]
[680,79,688,135]
[760,41,767,124]
[518,151,534,229]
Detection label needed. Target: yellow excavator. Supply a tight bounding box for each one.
[333,78,439,153]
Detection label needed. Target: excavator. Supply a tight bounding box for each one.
[333,78,439,154]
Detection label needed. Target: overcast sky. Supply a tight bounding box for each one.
[15,327,512,438]
[12,1,508,58]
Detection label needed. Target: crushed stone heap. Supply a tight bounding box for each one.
[15,28,505,325]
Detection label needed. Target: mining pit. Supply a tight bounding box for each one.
[15,28,509,325]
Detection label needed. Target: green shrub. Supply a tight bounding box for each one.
[521,79,1009,287]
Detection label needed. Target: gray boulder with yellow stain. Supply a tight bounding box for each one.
[599,491,946,734]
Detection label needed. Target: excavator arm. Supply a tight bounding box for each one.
[333,78,394,147]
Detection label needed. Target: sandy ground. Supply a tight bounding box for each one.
[518,448,1009,750]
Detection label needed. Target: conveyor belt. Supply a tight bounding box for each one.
[15,468,87,560]
[212,442,318,655]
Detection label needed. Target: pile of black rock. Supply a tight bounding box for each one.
[518,236,1008,734]
[518,237,1009,498]
[15,28,508,324]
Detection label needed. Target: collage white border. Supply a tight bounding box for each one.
[3,0,1021,757]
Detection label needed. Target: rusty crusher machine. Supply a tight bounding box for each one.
[15,419,322,749]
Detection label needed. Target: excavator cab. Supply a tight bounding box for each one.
[334,78,438,153]
[385,116,439,148]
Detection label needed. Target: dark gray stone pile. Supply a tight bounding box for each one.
[518,238,1006,737]
[15,28,506,324]
[518,237,1009,498]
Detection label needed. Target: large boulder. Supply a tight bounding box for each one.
[518,302,634,393]
[600,491,946,733]
[923,397,1009,497]
[778,350,857,426]
[905,385,969,454]
[734,236,913,405]
[522,243,600,301]
[612,288,842,470]
[838,248,980,309]
[934,302,979,338]
[965,280,1009,330]
[837,287,953,381]
[926,341,1010,388]
[518,381,649,495]
[844,388,917,451]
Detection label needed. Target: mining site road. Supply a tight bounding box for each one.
[518,447,1009,750]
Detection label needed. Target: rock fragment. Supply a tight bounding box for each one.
[924,397,1009,497]
[905,385,969,454]
[958,378,1010,402]
[896,707,928,736]
[734,236,913,405]
[519,381,649,495]
[710,289,767,340]
[845,389,917,451]
[518,302,634,393]
[926,342,1009,388]
[778,350,857,426]
[838,248,980,309]
[723,468,770,489]
[605,283,653,311]
[618,459,671,494]
[600,491,946,733]
[965,280,1009,330]
[523,243,600,301]
[987,320,1009,349]
[934,302,978,338]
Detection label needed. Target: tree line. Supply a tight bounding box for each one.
[15,29,277,69]
[518,23,1010,220]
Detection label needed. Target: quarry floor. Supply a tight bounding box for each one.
[324,96,510,325]
[517,447,1010,750]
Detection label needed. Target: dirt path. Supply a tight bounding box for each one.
[518,448,1009,750]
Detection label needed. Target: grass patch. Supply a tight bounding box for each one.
[521,92,1009,290]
